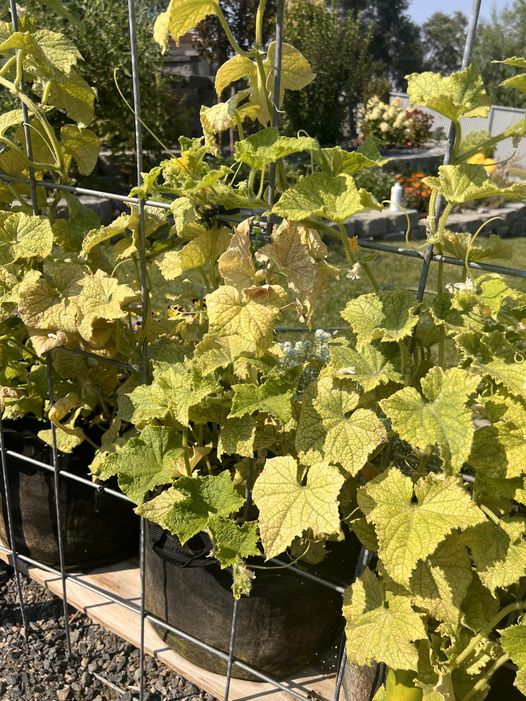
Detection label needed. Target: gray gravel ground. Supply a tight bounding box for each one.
[0,562,215,701]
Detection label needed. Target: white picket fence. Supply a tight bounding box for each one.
[391,92,526,168]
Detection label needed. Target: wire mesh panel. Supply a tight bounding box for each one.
[0,0,524,700]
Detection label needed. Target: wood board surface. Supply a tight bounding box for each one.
[0,552,338,701]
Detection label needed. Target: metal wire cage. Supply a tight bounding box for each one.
[0,0,524,700]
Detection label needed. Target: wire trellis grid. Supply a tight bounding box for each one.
[0,1,524,701]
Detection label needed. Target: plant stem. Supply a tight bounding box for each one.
[454,601,526,668]
[461,654,509,701]
[255,0,267,49]
[216,7,253,57]
[0,75,64,171]
[182,428,192,476]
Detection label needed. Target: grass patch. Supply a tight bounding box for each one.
[279,237,526,333]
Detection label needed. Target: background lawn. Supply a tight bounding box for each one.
[278,237,526,334]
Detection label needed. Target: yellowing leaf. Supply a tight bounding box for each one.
[155,0,219,47]
[252,455,344,558]
[463,518,526,594]
[359,470,485,587]
[199,284,281,360]
[500,623,526,696]
[407,65,490,121]
[313,375,386,475]
[156,228,231,280]
[215,54,256,96]
[217,415,256,458]
[344,573,426,670]
[136,471,244,544]
[0,212,54,263]
[264,41,315,100]
[329,339,403,392]
[75,270,136,344]
[81,214,130,256]
[341,291,418,348]
[60,125,101,175]
[380,367,480,472]
[469,400,526,480]
[273,172,380,224]
[218,219,256,290]
[235,128,317,170]
[424,164,526,205]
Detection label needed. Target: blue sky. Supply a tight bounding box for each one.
[408,0,510,24]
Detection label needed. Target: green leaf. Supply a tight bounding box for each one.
[341,291,418,348]
[126,362,220,428]
[60,125,101,175]
[328,339,403,392]
[380,367,480,472]
[406,65,490,121]
[463,518,526,594]
[252,455,344,559]
[474,356,526,399]
[230,378,293,424]
[217,415,256,458]
[344,572,426,671]
[273,172,380,224]
[153,0,219,47]
[500,623,526,695]
[208,516,260,567]
[95,425,184,504]
[313,374,386,475]
[136,471,244,544]
[424,164,526,205]
[235,128,317,170]
[359,470,485,587]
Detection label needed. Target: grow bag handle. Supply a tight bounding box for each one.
[148,523,213,568]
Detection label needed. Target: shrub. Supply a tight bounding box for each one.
[359,96,432,148]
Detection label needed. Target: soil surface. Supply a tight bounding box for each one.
[0,562,215,701]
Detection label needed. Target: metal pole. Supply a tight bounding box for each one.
[413,0,483,308]
[0,418,28,632]
[126,1,149,699]
[266,0,286,237]
[46,358,73,657]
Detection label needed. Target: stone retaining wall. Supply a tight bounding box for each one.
[346,203,526,242]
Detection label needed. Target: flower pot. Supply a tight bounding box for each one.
[145,521,361,681]
[0,419,139,570]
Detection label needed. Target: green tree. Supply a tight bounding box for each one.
[192,0,277,68]
[343,0,424,88]
[283,0,375,145]
[422,12,467,74]
[474,0,526,108]
[22,0,189,157]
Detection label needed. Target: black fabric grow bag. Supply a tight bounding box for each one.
[145,521,361,681]
[0,419,139,570]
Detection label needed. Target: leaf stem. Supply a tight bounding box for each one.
[182,428,192,477]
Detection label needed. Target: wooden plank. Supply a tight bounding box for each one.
[0,552,337,701]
